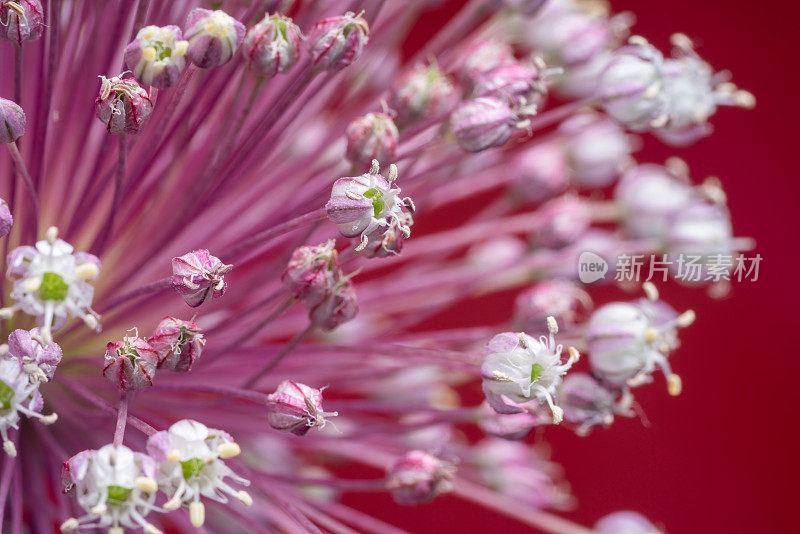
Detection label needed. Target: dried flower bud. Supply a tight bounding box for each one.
[7,327,62,383]
[345,112,399,170]
[171,249,232,307]
[451,97,515,153]
[282,240,339,308]
[599,42,667,131]
[595,511,663,534]
[242,13,303,77]
[95,76,153,135]
[308,12,369,71]
[184,8,245,69]
[0,0,43,46]
[147,317,205,372]
[389,64,458,127]
[387,450,454,505]
[309,277,358,331]
[514,280,591,332]
[102,335,158,390]
[0,97,25,145]
[266,380,337,436]
[0,198,12,238]
[124,25,189,89]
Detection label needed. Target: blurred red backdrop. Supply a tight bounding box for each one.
[340,0,800,532]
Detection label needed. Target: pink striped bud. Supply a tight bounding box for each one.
[387,450,454,505]
[102,335,158,390]
[147,317,205,372]
[475,62,546,108]
[309,12,369,71]
[171,249,232,307]
[0,0,43,46]
[95,76,153,135]
[242,13,303,77]
[282,240,339,308]
[345,112,399,170]
[0,97,25,144]
[458,39,515,87]
[309,278,358,331]
[266,381,337,436]
[389,64,458,127]
[451,97,515,153]
[184,8,245,69]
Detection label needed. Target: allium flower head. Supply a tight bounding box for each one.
[482,318,579,423]
[60,444,160,533]
[125,25,189,89]
[386,450,455,505]
[95,75,154,135]
[171,249,232,307]
[184,8,245,69]
[0,0,43,46]
[308,11,369,71]
[242,13,303,77]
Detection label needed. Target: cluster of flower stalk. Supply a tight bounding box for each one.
[0,0,753,532]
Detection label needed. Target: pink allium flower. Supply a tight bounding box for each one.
[0,1,755,531]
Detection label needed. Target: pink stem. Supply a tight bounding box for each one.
[113,391,129,446]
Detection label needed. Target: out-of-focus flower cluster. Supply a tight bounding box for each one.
[0,0,752,531]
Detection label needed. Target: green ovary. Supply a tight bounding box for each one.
[107,485,133,505]
[530,363,545,383]
[363,188,385,218]
[0,380,14,411]
[181,458,205,479]
[39,272,69,301]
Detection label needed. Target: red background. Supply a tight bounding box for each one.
[342,0,800,532]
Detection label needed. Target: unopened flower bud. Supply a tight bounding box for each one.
[124,25,189,89]
[103,335,158,390]
[386,450,454,505]
[309,278,358,331]
[184,9,245,69]
[308,12,369,72]
[0,97,25,144]
[599,42,667,131]
[345,112,399,170]
[282,240,339,308]
[532,195,591,249]
[0,198,12,238]
[147,317,205,372]
[474,62,546,108]
[242,13,303,77]
[389,64,458,127]
[558,373,618,435]
[451,97,515,153]
[266,380,337,436]
[527,10,610,67]
[0,0,43,46]
[95,76,153,135]
[458,39,515,87]
[171,249,232,307]
[512,141,569,202]
[560,112,634,187]
[514,280,591,332]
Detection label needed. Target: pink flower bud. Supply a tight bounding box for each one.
[450,97,515,153]
[0,0,43,46]
[531,195,591,248]
[171,249,232,307]
[7,327,62,382]
[266,380,337,436]
[242,13,303,77]
[474,62,546,108]
[389,64,458,127]
[124,25,189,89]
[309,278,358,331]
[514,280,591,332]
[0,97,25,144]
[184,8,245,69]
[477,400,548,440]
[147,316,205,372]
[558,373,618,435]
[308,12,369,72]
[282,240,339,308]
[0,198,12,238]
[560,112,634,188]
[458,39,515,87]
[95,76,153,135]
[345,112,399,170]
[386,450,454,506]
[102,335,158,390]
[511,141,569,202]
